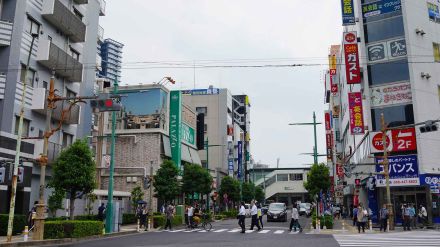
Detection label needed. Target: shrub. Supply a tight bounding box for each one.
[44,220,103,239]
[214,215,225,221]
[312,214,333,229]
[122,213,137,225]
[222,210,238,219]
[152,215,183,228]
[75,215,99,221]
[45,216,68,221]
[0,214,27,236]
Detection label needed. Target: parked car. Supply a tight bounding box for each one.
[262,204,269,215]
[299,203,312,217]
[245,203,251,218]
[267,203,287,222]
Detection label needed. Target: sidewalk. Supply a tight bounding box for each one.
[0,224,141,247]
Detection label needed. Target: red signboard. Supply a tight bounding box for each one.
[330,75,338,94]
[370,128,417,153]
[326,132,333,160]
[325,111,331,131]
[348,92,365,135]
[336,163,344,178]
[343,32,361,84]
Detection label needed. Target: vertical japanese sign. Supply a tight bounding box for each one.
[343,32,361,84]
[326,132,333,160]
[325,111,331,131]
[348,92,365,134]
[237,141,243,179]
[375,155,420,187]
[169,90,182,170]
[330,75,338,94]
[341,0,356,25]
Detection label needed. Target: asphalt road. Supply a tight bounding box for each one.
[59,214,341,247]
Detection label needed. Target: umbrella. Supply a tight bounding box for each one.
[137,200,147,204]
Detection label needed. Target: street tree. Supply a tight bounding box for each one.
[219,176,240,209]
[47,189,65,217]
[130,186,144,212]
[241,182,255,203]
[153,159,180,205]
[255,185,265,203]
[303,163,331,198]
[182,163,213,203]
[49,139,96,220]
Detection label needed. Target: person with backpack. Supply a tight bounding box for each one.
[379,204,388,232]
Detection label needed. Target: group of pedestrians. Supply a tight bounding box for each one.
[402,203,427,230]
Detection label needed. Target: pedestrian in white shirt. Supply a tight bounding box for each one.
[238,202,246,233]
[187,204,194,228]
[289,203,302,232]
[250,200,261,231]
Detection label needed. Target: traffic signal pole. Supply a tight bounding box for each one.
[381,113,394,230]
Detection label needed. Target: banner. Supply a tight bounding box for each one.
[348,92,365,134]
[329,45,340,75]
[362,0,401,19]
[343,32,361,84]
[237,141,243,179]
[428,2,440,22]
[370,82,412,107]
[341,0,356,25]
[336,163,344,178]
[370,128,417,153]
[326,132,333,160]
[325,111,331,131]
[330,75,338,94]
[376,154,420,187]
[181,123,195,145]
[228,158,234,177]
[169,90,182,170]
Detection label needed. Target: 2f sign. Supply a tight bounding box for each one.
[392,128,417,152]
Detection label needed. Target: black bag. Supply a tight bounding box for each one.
[236,214,240,219]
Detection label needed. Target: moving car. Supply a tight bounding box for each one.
[267,203,287,222]
[299,203,312,217]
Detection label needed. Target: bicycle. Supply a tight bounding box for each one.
[190,213,212,231]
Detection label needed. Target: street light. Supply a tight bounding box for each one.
[289,111,322,165]
[204,138,223,212]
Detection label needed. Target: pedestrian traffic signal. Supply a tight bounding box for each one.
[90,93,122,112]
[196,113,205,150]
[143,176,151,189]
[420,121,438,133]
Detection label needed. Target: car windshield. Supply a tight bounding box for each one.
[300,203,310,209]
[269,204,284,210]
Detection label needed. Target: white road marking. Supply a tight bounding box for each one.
[274,230,284,234]
[258,230,270,234]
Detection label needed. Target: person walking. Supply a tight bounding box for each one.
[140,204,148,231]
[98,203,106,221]
[379,204,388,232]
[164,203,175,230]
[250,200,261,231]
[238,202,246,233]
[187,204,194,229]
[409,204,416,230]
[352,205,358,227]
[402,204,411,231]
[419,204,428,229]
[257,203,263,229]
[289,203,302,232]
[357,204,367,233]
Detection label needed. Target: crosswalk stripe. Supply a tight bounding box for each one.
[197,230,207,233]
[228,229,242,233]
[245,229,255,233]
[288,231,299,234]
[258,230,270,234]
[334,231,440,247]
[274,230,284,234]
[213,229,227,233]
[170,229,184,233]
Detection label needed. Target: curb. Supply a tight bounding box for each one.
[0,230,139,247]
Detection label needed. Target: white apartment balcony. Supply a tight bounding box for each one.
[32,88,81,125]
[42,0,86,43]
[99,0,106,16]
[37,39,83,82]
[34,140,64,163]
[0,20,13,46]
[0,74,5,100]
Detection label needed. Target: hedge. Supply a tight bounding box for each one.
[75,215,99,221]
[44,220,103,239]
[153,215,183,228]
[0,214,27,236]
[222,210,238,219]
[214,215,225,221]
[122,213,137,225]
[312,214,333,229]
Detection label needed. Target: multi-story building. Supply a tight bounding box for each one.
[0,0,105,215]
[326,0,440,225]
[232,95,251,182]
[99,38,123,82]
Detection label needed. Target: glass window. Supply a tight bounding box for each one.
[364,16,404,43]
[368,59,409,86]
[14,116,30,137]
[277,174,288,181]
[289,173,303,181]
[20,64,36,87]
[25,17,40,36]
[62,132,73,148]
[434,43,440,62]
[371,104,414,131]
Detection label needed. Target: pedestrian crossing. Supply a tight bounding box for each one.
[334,231,440,247]
[158,228,300,235]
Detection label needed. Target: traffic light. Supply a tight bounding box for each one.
[196,113,205,150]
[143,176,151,189]
[420,121,438,133]
[90,93,122,112]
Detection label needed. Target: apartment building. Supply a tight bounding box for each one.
[99,38,123,82]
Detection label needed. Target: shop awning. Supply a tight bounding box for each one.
[162,135,202,165]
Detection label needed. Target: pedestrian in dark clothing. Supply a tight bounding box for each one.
[402,204,411,231]
[257,204,263,229]
[164,203,175,230]
[140,205,148,231]
[238,202,246,233]
[352,206,358,227]
[28,201,38,228]
[98,203,106,221]
[379,204,388,232]
[249,200,261,231]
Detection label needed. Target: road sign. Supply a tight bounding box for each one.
[370,128,417,153]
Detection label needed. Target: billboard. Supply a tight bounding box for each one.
[370,82,412,108]
[343,32,361,84]
[326,132,333,160]
[370,128,417,153]
[348,92,365,135]
[367,38,407,64]
[237,141,243,179]
[362,0,401,19]
[376,155,420,187]
[325,111,331,131]
[341,0,356,25]
[330,75,338,94]
[181,123,195,145]
[181,88,220,96]
[169,91,182,170]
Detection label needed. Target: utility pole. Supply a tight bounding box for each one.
[6,33,38,242]
[204,139,223,211]
[289,111,322,165]
[105,80,118,233]
[149,161,154,229]
[381,113,394,230]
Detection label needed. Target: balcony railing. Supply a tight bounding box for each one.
[0,20,13,46]
[0,74,5,100]
[34,140,64,163]
[42,0,86,43]
[37,39,83,82]
[31,88,80,125]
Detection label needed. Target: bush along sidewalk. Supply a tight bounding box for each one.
[312,214,334,229]
[0,214,27,236]
[153,215,183,229]
[44,220,104,239]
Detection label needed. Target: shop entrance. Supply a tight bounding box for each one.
[392,192,426,225]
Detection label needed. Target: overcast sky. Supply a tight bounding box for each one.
[101,0,343,167]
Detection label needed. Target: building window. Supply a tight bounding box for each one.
[196,107,207,116]
[364,16,404,43]
[434,43,440,62]
[62,132,73,148]
[42,81,48,90]
[368,59,409,86]
[428,2,440,23]
[20,64,36,87]
[277,174,289,182]
[70,48,80,61]
[371,104,414,131]
[14,116,30,137]
[66,88,76,98]
[204,124,208,133]
[289,173,303,181]
[25,16,40,36]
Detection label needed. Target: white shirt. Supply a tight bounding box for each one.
[251,205,258,215]
[291,208,299,219]
[239,205,246,215]
[188,207,194,217]
[421,206,427,217]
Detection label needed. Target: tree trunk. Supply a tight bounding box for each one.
[69,194,75,220]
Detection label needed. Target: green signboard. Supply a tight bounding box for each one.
[181,123,195,145]
[169,91,182,170]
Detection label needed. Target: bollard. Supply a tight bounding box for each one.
[387,219,390,232]
[23,226,29,242]
[137,219,140,232]
[317,219,321,233]
[148,217,151,231]
[369,219,373,232]
[342,220,346,231]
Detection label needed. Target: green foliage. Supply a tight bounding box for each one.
[45,216,68,221]
[130,186,144,211]
[222,210,239,218]
[153,160,180,204]
[181,163,212,200]
[152,215,183,228]
[254,186,265,203]
[312,214,333,229]
[122,213,137,225]
[218,176,240,205]
[303,163,331,197]
[0,214,27,236]
[44,220,103,239]
[242,182,255,203]
[48,189,65,217]
[75,215,99,221]
[214,215,225,220]
[49,139,96,220]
